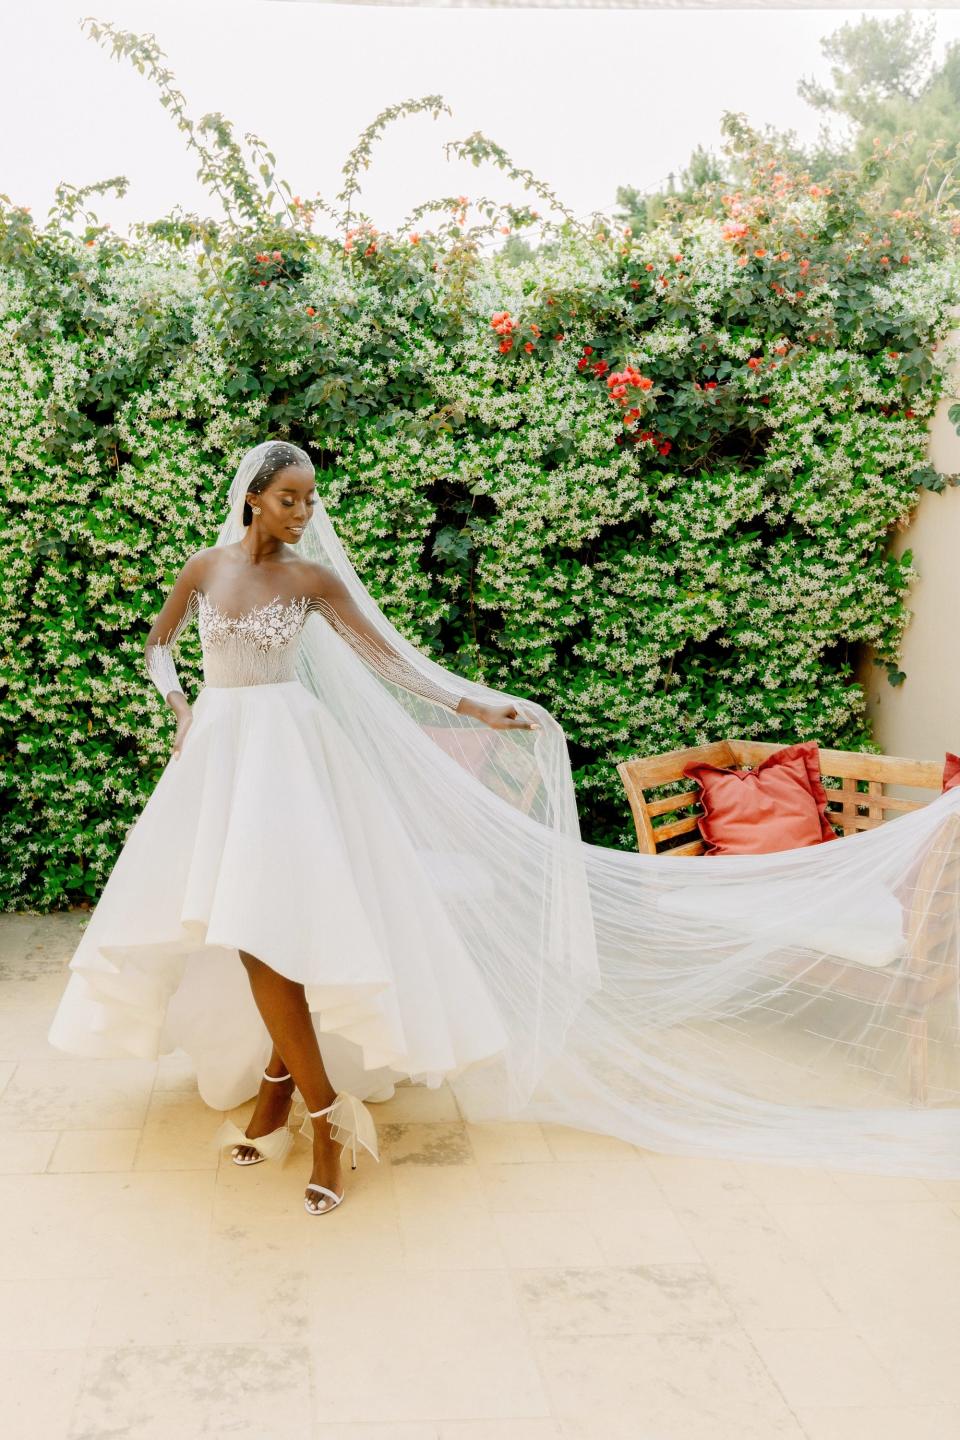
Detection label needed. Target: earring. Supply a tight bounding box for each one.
[251,504,262,515]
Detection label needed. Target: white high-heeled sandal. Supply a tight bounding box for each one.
[214,1068,296,1167]
[296,1092,380,1215]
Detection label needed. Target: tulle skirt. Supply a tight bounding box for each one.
[47,679,510,1110]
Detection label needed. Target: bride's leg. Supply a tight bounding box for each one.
[229,1040,295,1164]
[238,949,344,1208]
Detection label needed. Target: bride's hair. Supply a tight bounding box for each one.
[241,439,314,527]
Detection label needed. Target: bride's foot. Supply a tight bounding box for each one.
[231,1069,295,1164]
[305,1113,344,1214]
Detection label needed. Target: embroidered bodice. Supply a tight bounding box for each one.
[145,589,462,711]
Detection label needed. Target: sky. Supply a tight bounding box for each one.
[7,2,960,237]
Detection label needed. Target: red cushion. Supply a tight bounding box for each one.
[943,753,960,792]
[683,742,838,856]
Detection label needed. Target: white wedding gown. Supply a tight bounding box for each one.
[47,592,510,1110]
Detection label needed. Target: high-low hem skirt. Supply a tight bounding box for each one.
[47,679,509,1111]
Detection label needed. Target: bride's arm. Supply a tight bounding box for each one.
[306,568,538,730]
[145,552,207,754]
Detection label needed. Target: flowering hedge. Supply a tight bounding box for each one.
[2,25,959,909]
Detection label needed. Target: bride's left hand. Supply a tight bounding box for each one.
[457,697,540,730]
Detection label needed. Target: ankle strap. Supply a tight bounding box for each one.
[307,1102,336,1118]
[262,1069,292,1082]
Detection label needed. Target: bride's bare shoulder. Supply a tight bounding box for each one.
[295,559,349,602]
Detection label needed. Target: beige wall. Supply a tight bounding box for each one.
[862,323,960,763]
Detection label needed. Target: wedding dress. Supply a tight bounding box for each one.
[46,442,960,1178]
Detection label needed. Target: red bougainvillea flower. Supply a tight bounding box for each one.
[659,441,672,456]
[529,324,541,337]
[779,251,791,261]
[499,340,513,354]
[747,357,762,370]
[905,408,915,418]
[722,220,749,242]
[491,312,515,336]
[524,342,535,353]
[889,351,900,359]
[272,250,282,261]
[609,383,627,399]
[583,346,594,356]
[500,226,511,235]
[259,280,268,287]
[624,408,641,424]
[554,333,565,343]
[593,360,609,376]
[798,259,811,274]
[737,256,749,267]
[577,357,589,371]
[754,248,767,258]
[409,233,421,245]
[659,276,669,288]
[880,256,890,266]
[704,381,718,390]
[255,253,269,263]
[305,306,316,317]
[901,254,910,264]
[630,280,639,289]
[773,342,789,356]
[644,263,654,272]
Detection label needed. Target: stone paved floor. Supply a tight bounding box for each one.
[2,912,960,1440]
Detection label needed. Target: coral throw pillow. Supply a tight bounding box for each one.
[943,753,960,792]
[683,742,838,856]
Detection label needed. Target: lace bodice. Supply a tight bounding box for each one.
[146,589,463,711]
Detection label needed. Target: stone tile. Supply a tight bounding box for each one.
[467,1122,553,1164]
[796,1406,960,1440]
[70,1342,312,1439]
[397,1197,506,1270]
[134,1089,224,1171]
[391,1162,491,1214]
[492,1212,605,1269]
[645,1153,756,1211]
[376,1122,473,1167]
[678,1204,845,1330]
[0,1056,156,1131]
[306,1271,550,1423]
[480,1161,665,1213]
[859,1317,960,1403]
[374,1082,460,1123]
[536,1330,800,1435]
[735,1160,844,1206]
[89,1263,311,1347]
[0,1346,85,1439]
[0,1128,58,1173]
[588,1206,701,1266]
[0,1276,104,1349]
[441,1425,561,1439]
[313,1428,438,1440]
[829,1170,937,1204]
[748,1326,901,1408]
[540,1124,639,1162]
[0,974,87,1061]
[48,1128,140,1173]
[556,1411,806,1440]
[516,1262,735,1337]
[0,1171,213,1281]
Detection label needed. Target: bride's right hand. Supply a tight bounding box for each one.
[170,695,193,760]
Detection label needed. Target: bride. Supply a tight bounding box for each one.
[49,439,540,1215]
[48,440,960,1194]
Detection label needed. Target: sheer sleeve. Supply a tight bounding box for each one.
[305,595,464,713]
[145,563,203,705]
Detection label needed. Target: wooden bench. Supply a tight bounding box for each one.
[616,740,957,1105]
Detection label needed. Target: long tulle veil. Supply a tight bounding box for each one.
[215,442,960,1178]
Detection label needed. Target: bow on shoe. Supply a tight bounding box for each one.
[212,1115,295,1163]
[292,1091,381,1165]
